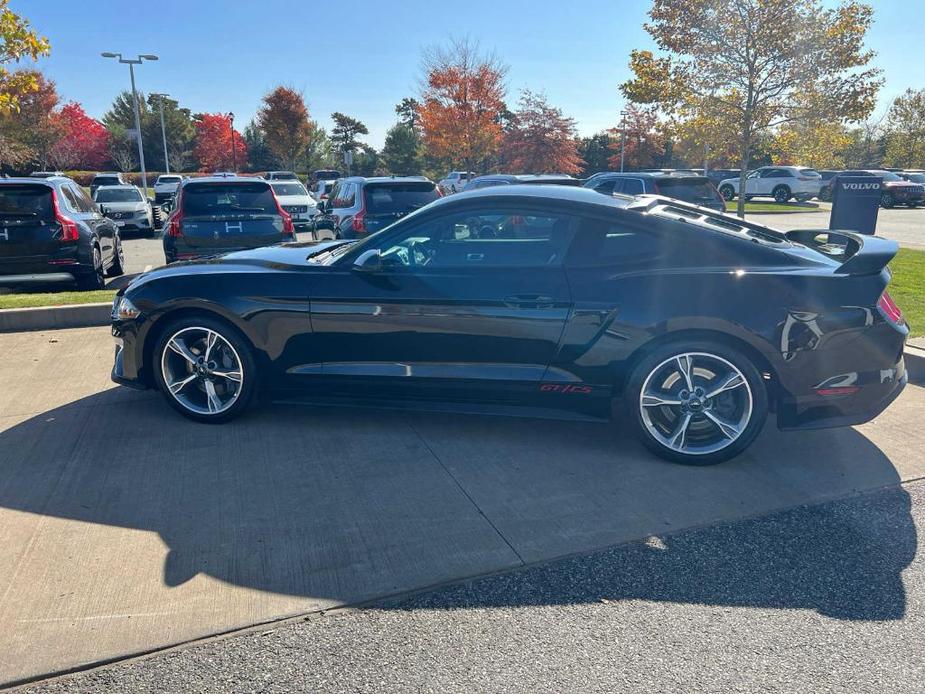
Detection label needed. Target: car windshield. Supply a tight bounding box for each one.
[654,178,723,204]
[877,171,903,182]
[94,177,120,186]
[95,188,143,203]
[904,173,925,183]
[271,182,308,196]
[271,172,297,180]
[0,184,53,220]
[181,182,277,215]
[363,183,439,215]
[158,176,181,184]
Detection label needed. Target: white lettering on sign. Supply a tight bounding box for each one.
[843,182,880,191]
[225,222,244,234]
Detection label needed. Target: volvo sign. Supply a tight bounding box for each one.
[829,174,882,235]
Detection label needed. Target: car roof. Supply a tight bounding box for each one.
[433,183,632,209]
[181,175,268,185]
[1,177,60,187]
[95,184,141,191]
[92,172,123,177]
[340,175,433,184]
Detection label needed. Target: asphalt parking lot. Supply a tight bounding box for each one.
[1,327,924,687]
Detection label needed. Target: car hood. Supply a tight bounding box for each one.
[883,181,922,190]
[276,195,316,206]
[126,240,345,291]
[103,202,148,212]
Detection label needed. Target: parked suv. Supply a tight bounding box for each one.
[269,180,317,232]
[583,172,726,212]
[464,174,581,190]
[820,170,925,208]
[93,185,154,236]
[265,171,299,181]
[0,177,123,290]
[718,166,823,203]
[163,176,295,263]
[437,171,474,194]
[90,172,127,197]
[317,176,441,239]
[153,174,183,204]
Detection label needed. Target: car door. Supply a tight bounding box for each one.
[61,183,116,261]
[304,202,577,396]
[742,170,761,196]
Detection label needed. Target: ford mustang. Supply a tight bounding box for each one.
[111,186,908,465]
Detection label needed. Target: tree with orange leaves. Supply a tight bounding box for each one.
[193,113,247,172]
[419,38,506,173]
[501,90,582,174]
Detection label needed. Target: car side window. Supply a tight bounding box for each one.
[761,169,783,178]
[375,208,576,269]
[566,218,664,267]
[333,183,355,208]
[69,184,96,213]
[594,180,617,195]
[621,179,644,195]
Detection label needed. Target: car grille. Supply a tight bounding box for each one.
[283,205,308,214]
[110,211,132,219]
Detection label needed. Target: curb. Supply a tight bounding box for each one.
[906,342,925,383]
[0,302,111,333]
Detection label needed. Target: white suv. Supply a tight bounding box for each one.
[437,171,474,195]
[718,166,823,203]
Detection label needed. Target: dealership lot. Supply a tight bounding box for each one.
[1,326,924,686]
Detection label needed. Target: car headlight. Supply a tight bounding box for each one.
[112,295,141,321]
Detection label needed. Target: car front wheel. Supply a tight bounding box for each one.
[773,185,791,203]
[153,317,257,423]
[719,185,735,201]
[625,342,768,465]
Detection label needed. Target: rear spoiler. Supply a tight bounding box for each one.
[784,229,898,275]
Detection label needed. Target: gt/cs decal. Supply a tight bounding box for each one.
[540,384,593,394]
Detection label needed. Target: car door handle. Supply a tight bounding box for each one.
[504,294,556,308]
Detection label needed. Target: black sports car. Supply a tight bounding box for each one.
[111,186,909,465]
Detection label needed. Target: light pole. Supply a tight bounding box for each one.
[151,92,170,174]
[228,112,237,172]
[101,52,158,192]
[619,110,629,173]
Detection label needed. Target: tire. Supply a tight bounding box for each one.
[719,185,735,201]
[623,340,768,465]
[153,315,257,423]
[106,236,125,277]
[881,192,894,208]
[772,185,791,203]
[76,245,106,290]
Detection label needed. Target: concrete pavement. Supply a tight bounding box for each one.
[27,481,925,694]
[1,326,924,686]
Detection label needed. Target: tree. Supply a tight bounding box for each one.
[883,89,925,168]
[607,105,666,171]
[395,97,422,130]
[419,37,507,173]
[623,0,882,216]
[577,132,615,177]
[242,120,273,171]
[381,123,423,174]
[0,71,59,169]
[772,120,852,168]
[500,89,582,174]
[352,144,383,177]
[193,113,246,172]
[330,112,368,153]
[303,127,333,172]
[107,125,136,172]
[0,0,50,115]
[48,102,108,169]
[258,86,314,170]
[144,94,195,172]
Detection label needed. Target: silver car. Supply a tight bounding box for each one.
[93,185,154,236]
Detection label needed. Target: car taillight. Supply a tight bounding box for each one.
[352,209,366,234]
[167,210,183,237]
[51,190,79,241]
[877,290,904,326]
[273,194,295,236]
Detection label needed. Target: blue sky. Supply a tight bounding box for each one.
[15,0,924,148]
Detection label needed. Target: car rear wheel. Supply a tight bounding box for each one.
[77,245,106,290]
[773,185,791,203]
[106,237,125,277]
[719,185,735,201]
[153,317,257,423]
[624,342,768,465]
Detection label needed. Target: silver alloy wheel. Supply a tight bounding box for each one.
[160,326,244,416]
[639,351,753,456]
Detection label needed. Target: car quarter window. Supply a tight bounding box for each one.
[374,208,577,269]
[69,184,97,213]
[333,183,354,208]
[566,218,664,267]
[58,185,82,213]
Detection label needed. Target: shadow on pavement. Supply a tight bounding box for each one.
[0,387,916,622]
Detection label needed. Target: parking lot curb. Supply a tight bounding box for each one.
[906,342,925,383]
[0,302,111,333]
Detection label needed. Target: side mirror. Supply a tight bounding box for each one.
[352,248,382,273]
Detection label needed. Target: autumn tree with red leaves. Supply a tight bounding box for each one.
[257,86,315,170]
[419,38,507,173]
[501,90,582,174]
[193,113,246,171]
[48,102,108,169]
[608,104,667,170]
